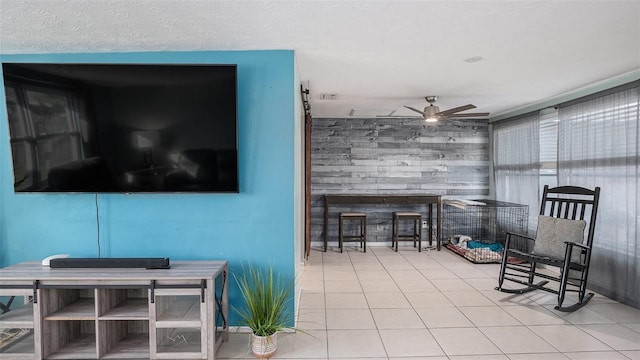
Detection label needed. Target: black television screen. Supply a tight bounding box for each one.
[2,63,238,193]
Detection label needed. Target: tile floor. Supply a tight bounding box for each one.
[216,244,640,359]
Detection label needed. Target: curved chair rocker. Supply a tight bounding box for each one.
[496,185,600,312]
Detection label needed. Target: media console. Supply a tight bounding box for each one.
[0,260,228,359]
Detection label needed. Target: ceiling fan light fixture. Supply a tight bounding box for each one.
[425,116,438,123]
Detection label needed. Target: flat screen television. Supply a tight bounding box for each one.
[1,63,238,193]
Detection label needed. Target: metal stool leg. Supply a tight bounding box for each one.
[339,216,344,253]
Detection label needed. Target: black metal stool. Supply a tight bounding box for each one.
[392,211,422,252]
[338,212,366,253]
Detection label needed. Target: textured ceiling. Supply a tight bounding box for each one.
[1,0,639,119]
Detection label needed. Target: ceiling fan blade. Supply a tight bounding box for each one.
[376,115,421,118]
[437,104,476,116]
[445,112,490,118]
[404,106,426,116]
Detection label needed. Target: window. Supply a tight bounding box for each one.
[538,108,558,190]
[493,80,639,307]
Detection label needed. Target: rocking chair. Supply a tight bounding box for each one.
[496,185,600,312]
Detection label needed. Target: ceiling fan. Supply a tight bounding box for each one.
[403,96,489,122]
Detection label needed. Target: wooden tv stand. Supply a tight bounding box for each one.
[0,260,228,359]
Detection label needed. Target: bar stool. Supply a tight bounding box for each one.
[338,212,367,253]
[392,212,422,252]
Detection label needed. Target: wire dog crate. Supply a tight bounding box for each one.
[443,199,528,263]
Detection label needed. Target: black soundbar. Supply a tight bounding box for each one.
[49,257,170,269]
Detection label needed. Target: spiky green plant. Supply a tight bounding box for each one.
[232,265,293,337]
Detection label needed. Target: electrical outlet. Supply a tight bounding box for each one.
[421,221,427,228]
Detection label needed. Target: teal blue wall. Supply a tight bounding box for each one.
[0,50,297,325]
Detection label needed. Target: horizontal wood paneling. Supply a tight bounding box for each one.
[311,118,490,245]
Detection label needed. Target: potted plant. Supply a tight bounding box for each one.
[232,264,294,359]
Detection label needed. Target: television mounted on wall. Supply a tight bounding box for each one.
[1,63,238,193]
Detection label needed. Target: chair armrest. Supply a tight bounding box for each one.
[565,241,590,251]
[563,241,591,265]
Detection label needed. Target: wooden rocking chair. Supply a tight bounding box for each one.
[496,185,600,312]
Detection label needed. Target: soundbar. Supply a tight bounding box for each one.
[49,257,170,269]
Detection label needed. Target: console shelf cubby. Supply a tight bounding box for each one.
[0,260,228,360]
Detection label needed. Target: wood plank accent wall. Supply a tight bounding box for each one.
[311,118,490,245]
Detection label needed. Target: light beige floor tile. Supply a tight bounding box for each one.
[459,306,521,326]
[388,269,426,279]
[415,307,474,328]
[215,333,254,359]
[623,322,640,332]
[379,328,445,357]
[546,306,616,325]
[296,309,326,330]
[390,357,448,360]
[324,279,362,293]
[453,268,494,279]
[323,270,358,281]
[326,308,376,329]
[464,278,501,291]
[365,292,411,308]
[501,305,567,325]
[301,269,324,282]
[620,350,640,360]
[528,325,612,352]
[477,263,502,277]
[448,356,510,360]
[352,262,385,270]
[299,291,325,309]
[430,251,464,262]
[438,261,478,271]
[404,291,454,308]
[431,327,502,356]
[377,254,410,263]
[302,248,636,360]
[371,308,425,329]
[325,293,368,309]
[322,263,355,271]
[273,330,327,359]
[420,269,459,279]
[322,253,349,263]
[526,291,564,306]
[360,279,401,293]
[480,325,556,353]
[442,290,494,307]
[408,260,446,271]
[588,303,640,323]
[371,247,397,254]
[577,324,640,350]
[383,261,418,270]
[354,269,391,281]
[431,278,475,291]
[301,279,325,292]
[481,290,539,306]
[564,351,633,360]
[396,278,438,292]
[506,354,569,360]
[327,329,387,358]
[348,252,379,263]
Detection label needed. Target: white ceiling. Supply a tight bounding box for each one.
[1,0,639,119]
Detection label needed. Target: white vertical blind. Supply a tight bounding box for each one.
[493,113,540,232]
[558,82,639,307]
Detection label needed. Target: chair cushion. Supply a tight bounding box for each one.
[533,215,586,262]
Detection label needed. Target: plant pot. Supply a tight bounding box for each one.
[251,333,277,359]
